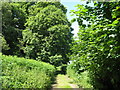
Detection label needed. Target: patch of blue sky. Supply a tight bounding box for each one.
[61,0,94,37]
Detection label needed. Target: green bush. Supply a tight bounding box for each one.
[0,53,55,88]
[67,62,92,88]
[69,2,120,89]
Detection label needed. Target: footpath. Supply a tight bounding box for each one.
[52,74,83,90]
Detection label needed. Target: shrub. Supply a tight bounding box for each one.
[0,53,55,88]
[67,61,92,88]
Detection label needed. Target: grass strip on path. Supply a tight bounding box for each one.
[52,74,79,88]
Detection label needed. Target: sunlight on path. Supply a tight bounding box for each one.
[52,74,80,89]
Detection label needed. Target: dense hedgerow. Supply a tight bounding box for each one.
[68,2,120,89]
[0,53,55,88]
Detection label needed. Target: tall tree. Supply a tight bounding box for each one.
[21,2,73,67]
[2,2,27,56]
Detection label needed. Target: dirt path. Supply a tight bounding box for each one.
[52,74,83,89]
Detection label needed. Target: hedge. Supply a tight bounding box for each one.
[0,53,55,88]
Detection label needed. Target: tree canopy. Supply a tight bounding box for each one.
[2,2,73,68]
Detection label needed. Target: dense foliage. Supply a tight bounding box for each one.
[1,53,55,88]
[2,2,26,56]
[67,1,120,89]
[21,2,73,67]
[2,1,120,89]
[1,1,73,88]
[67,61,92,88]
[1,2,73,68]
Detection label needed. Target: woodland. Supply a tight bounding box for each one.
[1,1,120,89]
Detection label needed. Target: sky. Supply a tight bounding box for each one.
[60,0,94,37]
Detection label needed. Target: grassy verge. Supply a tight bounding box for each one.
[77,71,93,88]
